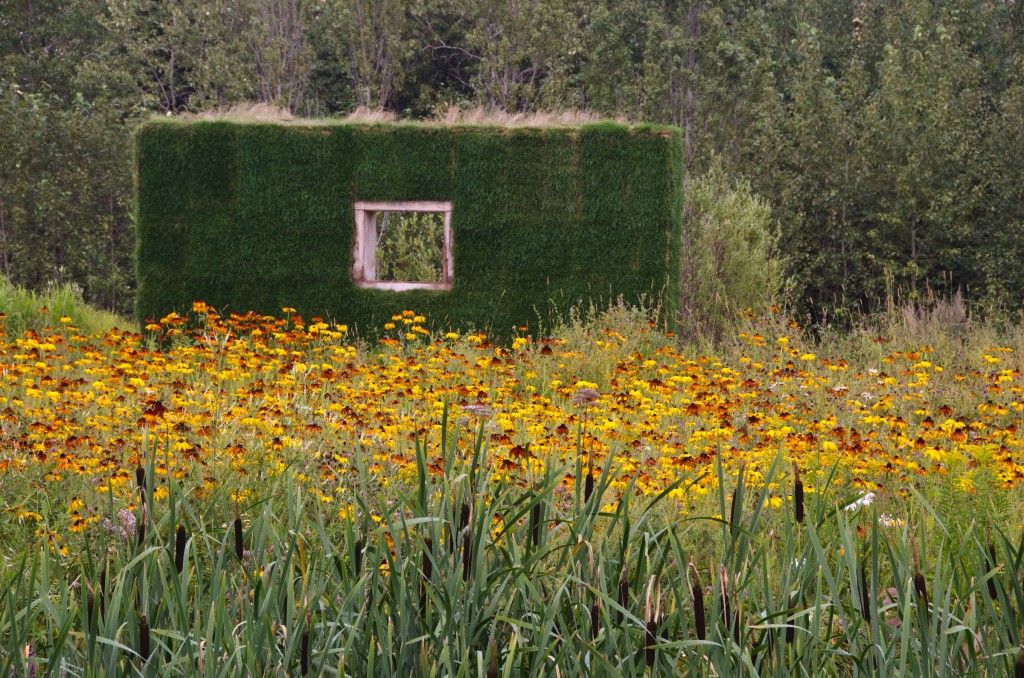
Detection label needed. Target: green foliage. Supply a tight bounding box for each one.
[0,277,129,336]
[134,120,683,336]
[376,211,445,283]
[679,159,783,343]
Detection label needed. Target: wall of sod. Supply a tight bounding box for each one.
[135,120,683,336]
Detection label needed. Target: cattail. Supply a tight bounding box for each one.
[138,614,151,661]
[785,611,795,644]
[135,466,146,503]
[136,513,146,545]
[793,465,804,524]
[486,637,499,678]
[591,599,601,640]
[718,566,741,642]
[300,627,310,675]
[987,544,999,599]
[644,618,658,667]
[86,585,96,624]
[689,563,706,640]
[913,571,929,614]
[584,470,594,503]
[616,574,629,624]
[644,577,660,668]
[729,490,737,524]
[99,568,107,615]
[859,562,871,624]
[175,525,187,573]
[353,539,364,576]
[419,538,433,617]
[462,526,474,581]
[233,517,244,561]
[530,501,542,549]
[459,502,471,534]
[1015,628,1024,678]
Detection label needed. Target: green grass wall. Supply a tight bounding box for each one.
[135,119,683,336]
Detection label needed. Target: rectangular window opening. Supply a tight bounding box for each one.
[352,201,453,291]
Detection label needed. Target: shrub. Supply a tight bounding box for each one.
[678,159,784,344]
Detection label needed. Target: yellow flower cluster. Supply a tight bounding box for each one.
[1,308,1022,548]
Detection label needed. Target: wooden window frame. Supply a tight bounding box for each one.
[352,200,454,291]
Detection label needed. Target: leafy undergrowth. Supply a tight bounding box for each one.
[1,303,1023,674]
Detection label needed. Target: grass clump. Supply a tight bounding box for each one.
[0,276,130,335]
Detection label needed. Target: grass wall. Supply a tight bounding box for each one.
[135,119,683,335]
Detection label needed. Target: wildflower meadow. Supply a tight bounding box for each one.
[2,303,1024,675]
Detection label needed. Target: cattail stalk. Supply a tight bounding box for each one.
[175,525,187,573]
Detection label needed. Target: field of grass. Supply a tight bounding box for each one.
[2,301,1024,675]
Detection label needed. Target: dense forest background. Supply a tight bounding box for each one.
[2,0,1023,325]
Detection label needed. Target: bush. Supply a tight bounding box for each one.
[678,160,784,343]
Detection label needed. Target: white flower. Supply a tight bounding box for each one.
[878,513,904,527]
[844,492,875,511]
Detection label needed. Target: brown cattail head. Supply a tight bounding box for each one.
[644,617,658,667]
[689,562,706,640]
[175,525,187,573]
[986,544,999,599]
[138,614,151,661]
[421,538,433,580]
[1015,627,1024,678]
[85,584,96,624]
[233,517,244,561]
[793,465,804,524]
[642,576,663,667]
[354,539,364,576]
[486,637,499,678]
[719,565,740,642]
[462,528,474,581]
[859,562,871,623]
[616,573,629,624]
[459,502,471,533]
[584,469,594,503]
[136,511,146,545]
[300,626,310,675]
[135,466,146,503]
[913,571,929,614]
[591,599,602,640]
[99,568,107,615]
